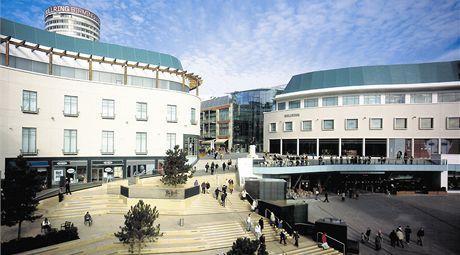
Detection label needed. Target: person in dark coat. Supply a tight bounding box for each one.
[279,230,287,245]
[417,227,424,246]
[221,191,227,207]
[258,218,264,231]
[222,162,226,171]
[405,225,412,243]
[390,230,397,247]
[375,231,383,250]
[65,177,72,195]
[205,162,209,173]
[365,228,371,242]
[210,164,214,175]
[214,188,220,200]
[324,191,329,203]
[293,231,300,247]
[201,182,206,194]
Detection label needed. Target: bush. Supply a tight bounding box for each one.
[1,226,79,255]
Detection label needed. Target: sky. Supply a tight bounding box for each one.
[1,0,459,98]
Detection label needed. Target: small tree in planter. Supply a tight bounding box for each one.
[1,156,43,240]
[160,145,195,187]
[227,237,259,255]
[115,200,163,254]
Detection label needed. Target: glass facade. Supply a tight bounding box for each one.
[232,88,278,152]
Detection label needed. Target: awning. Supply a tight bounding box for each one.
[201,140,215,145]
[29,161,49,168]
[215,139,228,144]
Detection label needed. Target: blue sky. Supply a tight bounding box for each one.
[1,0,459,97]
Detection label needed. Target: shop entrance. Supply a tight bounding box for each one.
[92,168,103,182]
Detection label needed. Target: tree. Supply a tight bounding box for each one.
[160,145,195,187]
[227,237,259,255]
[114,200,163,254]
[1,155,43,240]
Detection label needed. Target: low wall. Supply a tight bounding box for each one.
[428,191,448,196]
[396,191,417,196]
[120,185,200,199]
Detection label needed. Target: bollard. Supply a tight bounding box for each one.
[179,218,184,227]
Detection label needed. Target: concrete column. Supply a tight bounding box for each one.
[155,69,159,88]
[411,138,414,157]
[48,52,53,75]
[363,138,366,156]
[338,138,342,156]
[438,138,442,154]
[123,65,127,85]
[386,138,390,158]
[280,139,283,155]
[196,81,199,96]
[296,139,299,155]
[5,40,9,66]
[316,138,320,157]
[441,171,448,190]
[182,74,185,92]
[88,59,92,80]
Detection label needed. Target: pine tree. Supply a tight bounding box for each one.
[160,145,195,187]
[227,237,259,255]
[1,156,43,240]
[114,200,163,254]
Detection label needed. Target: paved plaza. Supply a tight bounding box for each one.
[307,193,460,255]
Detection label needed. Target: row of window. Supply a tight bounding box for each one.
[45,19,100,32]
[22,90,197,124]
[270,117,460,132]
[21,128,177,155]
[277,92,460,110]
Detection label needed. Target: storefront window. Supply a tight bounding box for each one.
[389,139,412,158]
[342,139,363,156]
[269,139,281,154]
[319,139,339,156]
[441,139,460,154]
[414,139,438,158]
[282,139,297,155]
[365,139,386,157]
[299,139,316,156]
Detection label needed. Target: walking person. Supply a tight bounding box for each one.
[206,182,210,194]
[279,230,287,245]
[258,217,264,231]
[201,182,206,194]
[375,230,383,250]
[341,192,345,202]
[65,177,72,195]
[222,162,226,172]
[390,230,397,247]
[365,227,371,242]
[246,213,252,231]
[270,211,276,226]
[221,191,227,207]
[293,231,300,247]
[315,189,319,200]
[417,227,424,246]
[205,162,209,173]
[255,223,262,240]
[404,225,412,244]
[214,188,220,200]
[229,179,234,194]
[396,227,405,248]
[210,164,214,175]
[324,191,329,203]
[321,232,329,249]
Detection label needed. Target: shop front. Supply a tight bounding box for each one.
[52,160,88,186]
[91,160,124,182]
[29,161,50,189]
[126,159,156,178]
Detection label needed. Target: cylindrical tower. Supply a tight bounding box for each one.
[44,5,100,41]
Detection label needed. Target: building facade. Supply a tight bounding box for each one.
[0,18,202,187]
[44,5,101,41]
[200,88,280,153]
[263,61,460,192]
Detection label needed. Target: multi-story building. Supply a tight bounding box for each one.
[200,88,281,153]
[262,61,460,192]
[0,18,202,187]
[44,5,101,41]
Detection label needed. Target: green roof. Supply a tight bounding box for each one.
[0,18,182,70]
[284,61,460,94]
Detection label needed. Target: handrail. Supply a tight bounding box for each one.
[221,192,257,239]
[264,208,294,235]
[316,231,345,254]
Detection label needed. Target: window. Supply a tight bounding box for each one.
[446,117,460,130]
[167,133,176,151]
[64,96,78,116]
[101,131,114,154]
[191,108,197,125]
[63,129,77,154]
[219,123,229,136]
[322,96,338,106]
[411,93,432,103]
[370,118,383,130]
[22,90,38,113]
[364,94,381,105]
[269,123,277,132]
[304,98,318,108]
[419,117,434,129]
[136,102,148,121]
[345,119,358,130]
[322,120,334,130]
[343,95,359,106]
[219,108,229,121]
[301,120,312,131]
[385,94,405,104]
[278,102,286,111]
[284,121,293,132]
[438,92,460,102]
[22,127,37,154]
[102,99,115,119]
[394,118,407,130]
[136,132,147,154]
[288,100,300,109]
[167,105,177,122]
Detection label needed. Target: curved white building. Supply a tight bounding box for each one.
[263,61,460,192]
[0,18,202,187]
[45,5,100,41]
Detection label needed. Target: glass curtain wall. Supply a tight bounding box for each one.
[299,139,316,156]
[319,139,339,156]
[342,139,363,156]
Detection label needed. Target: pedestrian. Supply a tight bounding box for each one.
[251,199,258,212]
[361,232,366,244]
[278,219,283,230]
[396,227,404,248]
[259,217,264,231]
[215,163,219,171]
[205,162,209,173]
[214,152,218,159]
[375,233,382,250]
[214,188,220,200]
[229,179,234,194]
[279,230,287,245]
[246,213,252,231]
[241,189,247,200]
[341,192,345,202]
[228,159,232,170]
[270,211,276,226]
[255,223,262,240]
[194,180,199,187]
[206,182,210,194]
[417,227,424,246]
[324,191,329,203]
[365,227,371,242]
[315,190,319,200]
[293,231,299,247]
[201,182,206,194]
[223,162,226,171]
[404,225,412,244]
[259,234,265,244]
[221,191,227,207]
[65,177,71,195]
[222,184,227,193]
[321,232,329,249]
[390,230,397,247]
[211,165,214,175]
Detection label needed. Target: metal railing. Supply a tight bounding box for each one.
[264,208,294,235]
[316,231,345,254]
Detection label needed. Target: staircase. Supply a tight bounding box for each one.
[274,244,343,255]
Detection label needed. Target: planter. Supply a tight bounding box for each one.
[428,191,448,196]
[396,191,416,196]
